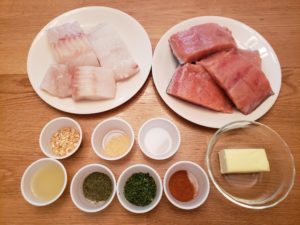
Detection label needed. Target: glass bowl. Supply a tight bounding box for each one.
[206,120,295,209]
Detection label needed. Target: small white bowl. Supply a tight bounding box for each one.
[70,164,116,213]
[21,158,67,206]
[164,161,210,210]
[39,117,82,159]
[91,117,134,160]
[138,118,181,160]
[117,164,163,213]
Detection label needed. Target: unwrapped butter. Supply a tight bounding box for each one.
[218,148,270,174]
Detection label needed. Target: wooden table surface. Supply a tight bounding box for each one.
[1,0,299,224]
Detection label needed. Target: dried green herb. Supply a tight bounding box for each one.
[124,172,157,206]
[83,172,112,202]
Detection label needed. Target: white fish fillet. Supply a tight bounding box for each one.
[47,22,99,67]
[40,64,72,98]
[87,24,139,81]
[72,66,116,101]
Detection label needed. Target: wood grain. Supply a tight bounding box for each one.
[0,0,300,225]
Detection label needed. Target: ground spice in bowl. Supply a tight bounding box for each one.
[83,172,112,202]
[168,170,198,202]
[124,172,157,206]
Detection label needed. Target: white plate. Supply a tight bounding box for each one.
[152,16,281,128]
[27,6,152,114]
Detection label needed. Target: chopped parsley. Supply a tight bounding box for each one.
[124,172,157,206]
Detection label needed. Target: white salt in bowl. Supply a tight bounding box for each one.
[70,164,116,213]
[91,117,134,160]
[164,161,210,210]
[117,164,163,213]
[21,158,67,206]
[138,118,181,160]
[39,117,82,159]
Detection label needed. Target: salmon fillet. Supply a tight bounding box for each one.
[238,49,261,68]
[167,63,233,113]
[200,49,273,114]
[169,23,236,64]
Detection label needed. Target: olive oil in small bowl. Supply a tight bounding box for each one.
[21,158,67,206]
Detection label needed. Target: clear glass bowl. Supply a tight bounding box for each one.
[206,120,295,209]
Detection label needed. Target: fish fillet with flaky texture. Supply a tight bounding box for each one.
[40,64,72,98]
[87,24,139,81]
[72,66,116,101]
[47,22,99,67]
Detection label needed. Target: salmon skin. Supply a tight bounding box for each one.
[169,23,236,64]
[200,49,273,114]
[167,63,233,113]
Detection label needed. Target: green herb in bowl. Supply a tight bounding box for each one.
[124,172,156,206]
[83,172,112,202]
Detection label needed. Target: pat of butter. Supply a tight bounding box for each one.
[218,149,270,174]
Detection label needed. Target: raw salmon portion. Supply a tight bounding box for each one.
[200,49,273,114]
[198,49,262,68]
[47,22,99,67]
[72,66,116,101]
[238,49,261,68]
[169,23,236,64]
[87,24,139,81]
[167,63,233,113]
[40,64,72,98]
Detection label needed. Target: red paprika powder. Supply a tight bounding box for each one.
[168,170,196,202]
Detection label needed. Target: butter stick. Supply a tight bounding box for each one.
[218,149,270,174]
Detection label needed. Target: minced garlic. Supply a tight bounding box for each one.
[103,132,130,157]
[51,127,80,156]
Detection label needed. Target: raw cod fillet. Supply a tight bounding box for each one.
[72,66,116,101]
[87,24,139,81]
[40,64,72,98]
[47,22,99,67]
[169,23,236,64]
[167,63,233,113]
[200,49,273,114]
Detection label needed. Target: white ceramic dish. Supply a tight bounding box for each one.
[164,161,210,210]
[152,16,281,128]
[70,164,116,213]
[39,117,82,159]
[27,6,152,114]
[117,164,163,213]
[21,158,67,206]
[138,118,181,160]
[91,117,134,160]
